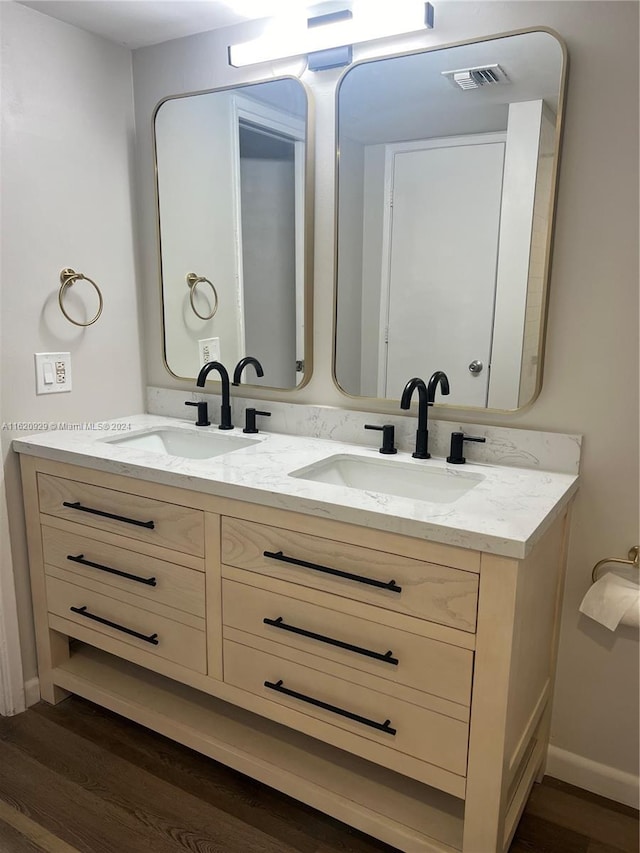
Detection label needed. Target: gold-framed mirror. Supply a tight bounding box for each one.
[154,77,312,390]
[333,29,567,411]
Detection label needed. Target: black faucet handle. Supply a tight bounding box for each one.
[447,431,486,464]
[185,400,210,427]
[364,423,397,455]
[244,408,271,434]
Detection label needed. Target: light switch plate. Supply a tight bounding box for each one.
[198,337,221,367]
[35,352,72,394]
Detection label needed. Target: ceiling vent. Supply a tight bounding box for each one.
[441,64,510,91]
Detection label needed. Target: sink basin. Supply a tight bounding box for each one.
[289,454,484,504]
[104,428,258,459]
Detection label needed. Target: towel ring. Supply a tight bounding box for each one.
[186,272,218,321]
[592,546,639,583]
[58,268,103,327]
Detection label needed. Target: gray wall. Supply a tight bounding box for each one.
[1,1,144,685]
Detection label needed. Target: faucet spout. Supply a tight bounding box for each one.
[232,356,264,386]
[427,370,450,403]
[196,361,233,430]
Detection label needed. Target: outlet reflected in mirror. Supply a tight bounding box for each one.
[334,30,566,410]
[155,78,310,389]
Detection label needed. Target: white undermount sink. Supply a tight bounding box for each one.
[289,454,484,504]
[104,427,259,459]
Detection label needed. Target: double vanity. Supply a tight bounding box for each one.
[14,413,579,853]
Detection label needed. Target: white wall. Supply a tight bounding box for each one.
[0,1,145,686]
[133,2,639,803]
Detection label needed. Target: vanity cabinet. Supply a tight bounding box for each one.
[19,454,570,853]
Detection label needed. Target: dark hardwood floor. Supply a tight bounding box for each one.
[0,696,637,853]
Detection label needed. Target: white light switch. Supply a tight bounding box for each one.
[35,352,72,394]
[198,337,221,367]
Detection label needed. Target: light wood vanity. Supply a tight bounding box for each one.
[19,452,571,853]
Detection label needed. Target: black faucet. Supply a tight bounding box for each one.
[232,356,264,386]
[196,361,233,430]
[400,371,450,459]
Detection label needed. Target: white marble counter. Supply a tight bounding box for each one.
[13,414,579,559]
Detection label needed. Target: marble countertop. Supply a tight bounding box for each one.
[13,414,579,559]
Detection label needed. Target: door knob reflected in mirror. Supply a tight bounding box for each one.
[468,360,483,375]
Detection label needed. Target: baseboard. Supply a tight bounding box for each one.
[24,677,40,708]
[546,745,639,809]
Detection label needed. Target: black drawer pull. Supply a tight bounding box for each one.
[264,679,396,735]
[67,554,157,587]
[62,501,155,529]
[263,550,402,594]
[69,605,159,645]
[263,616,398,665]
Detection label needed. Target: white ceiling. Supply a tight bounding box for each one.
[17,1,339,49]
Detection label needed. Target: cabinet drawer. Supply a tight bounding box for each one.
[222,518,478,631]
[38,474,204,557]
[42,526,205,618]
[46,575,206,673]
[223,579,472,707]
[224,639,469,777]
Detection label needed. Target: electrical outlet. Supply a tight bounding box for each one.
[35,352,72,394]
[198,337,221,367]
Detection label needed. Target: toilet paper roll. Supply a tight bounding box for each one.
[579,573,640,631]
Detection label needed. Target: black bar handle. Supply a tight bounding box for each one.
[263,550,402,594]
[264,679,396,735]
[263,616,398,665]
[69,605,159,645]
[67,554,157,587]
[63,501,155,529]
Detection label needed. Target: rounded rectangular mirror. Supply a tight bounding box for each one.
[155,78,311,389]
[334,30,567,411]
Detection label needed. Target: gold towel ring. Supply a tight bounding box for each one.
[58,268,103,327]
[592,546,639,583]
[186,272,218,321]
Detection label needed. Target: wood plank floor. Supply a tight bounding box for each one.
[0,697,637,853]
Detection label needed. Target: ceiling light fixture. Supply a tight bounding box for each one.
[228,1,434,70]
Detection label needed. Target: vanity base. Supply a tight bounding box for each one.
[19,454,571,853]
[53,643,465,853]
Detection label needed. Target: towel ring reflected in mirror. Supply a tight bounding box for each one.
[58,268,104,327]
[186,272,219,321]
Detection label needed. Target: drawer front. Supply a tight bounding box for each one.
[38,474,204,557]
[42,526,205,618]
[223,579,472,707]
[224,639,468,776]
[222,518,478,631]
[46,575,206,673]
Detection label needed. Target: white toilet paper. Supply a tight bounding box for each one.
[579,573,640,631]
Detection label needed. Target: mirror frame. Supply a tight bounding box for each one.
[153,76,315,392]
[331,27,568,414]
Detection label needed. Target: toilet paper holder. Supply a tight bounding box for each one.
[591,546,639,583]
